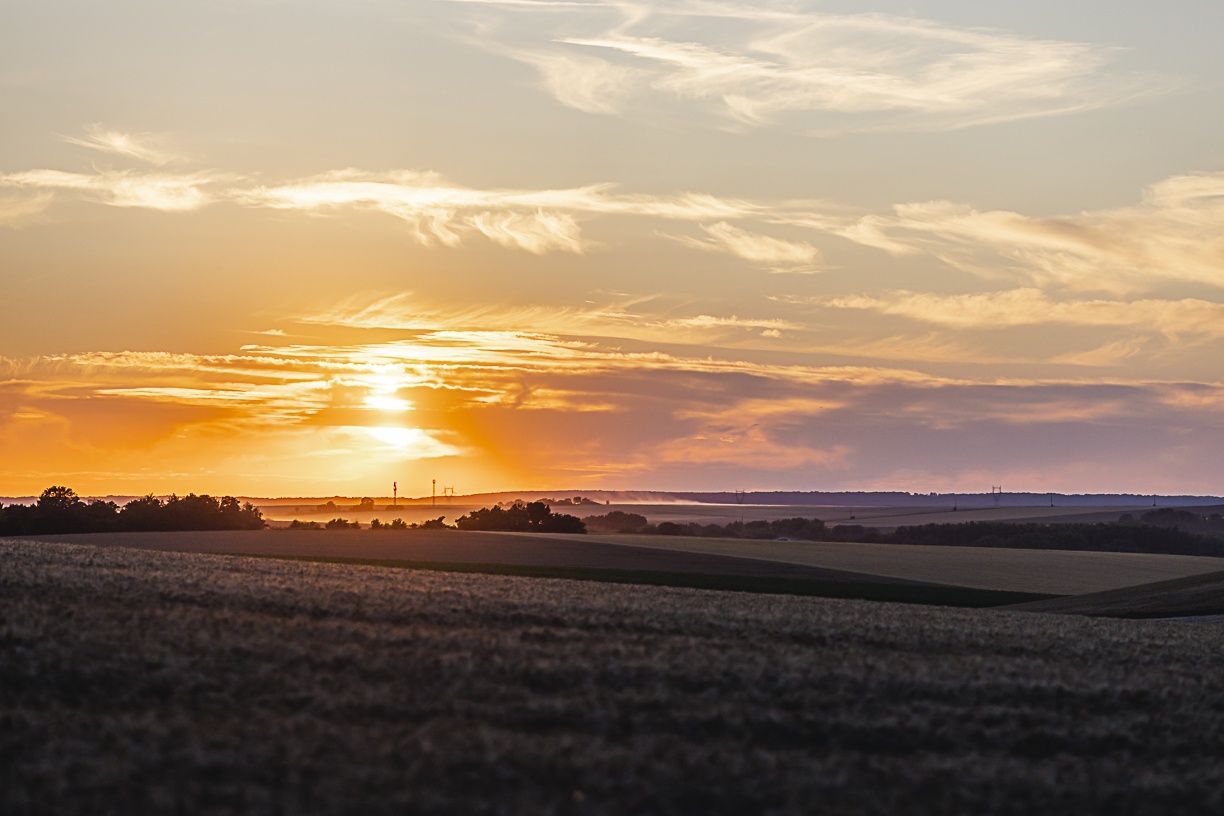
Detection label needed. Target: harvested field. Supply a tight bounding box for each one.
[571,534,1223,595]
[3,539,1224,815]
[21,530,1050,607]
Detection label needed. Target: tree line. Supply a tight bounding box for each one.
[0,486,265,535]
[579,512,1224,557]
[456,502,584,533]
[294,502,587,533]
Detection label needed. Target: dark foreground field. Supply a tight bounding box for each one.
[3,540,1224,815]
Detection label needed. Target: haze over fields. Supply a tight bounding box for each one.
[5,1,1224,500]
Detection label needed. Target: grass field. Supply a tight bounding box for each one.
[3,539,1223,814]
[19,530,1050,608]
[25,527,1223,598]
[570,534,1224,595]
[1010,570,1224,618]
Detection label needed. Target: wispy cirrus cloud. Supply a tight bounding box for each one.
[10,128,1224,296]
[451,0,1157,132]
[58,125,185,166]
[235,168,767,254]
[804,289,1224,338]
[295,291,802,344]
[823,173,1224,293]
[0,168,229,211]
[0,193,53,226]
[668,221,821,273]
[512,50,642,114]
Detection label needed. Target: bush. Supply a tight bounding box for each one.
[455,502,585,533]
[582,511,648,533]
[411,517,451,530]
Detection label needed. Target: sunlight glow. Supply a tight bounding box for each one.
[364,394,413,412]
[356,425,462,459]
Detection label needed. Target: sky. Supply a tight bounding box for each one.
[2,0,1224,498]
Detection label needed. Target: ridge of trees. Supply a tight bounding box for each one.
[0,486,265,535]
[284,503,587,533]
[580,514,1224,557]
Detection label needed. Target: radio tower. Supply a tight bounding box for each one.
[393,481,397,508]
[432,479,436,508]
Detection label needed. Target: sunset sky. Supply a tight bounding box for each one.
[3,0,1224,497]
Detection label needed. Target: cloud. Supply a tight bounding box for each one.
[514,50,642,114]
[59,125,184,165]
[12,133,1224,293]
[452,0,1154,132]
[235,170,602,251]
[661,314,800,333]
[811,289,1224,338]
[670,221,821,272]
[295,291,807,347]
[235,169,761,253]
[0,193,53,226]
[13,310,1224,493]
[0,168,226,211]
[823,173,1224,292]
[468,209,583,253]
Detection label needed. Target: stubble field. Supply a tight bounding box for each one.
[3,539,1224,815]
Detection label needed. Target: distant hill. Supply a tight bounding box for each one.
[243,490,1221,509]
[6,489,1223,509]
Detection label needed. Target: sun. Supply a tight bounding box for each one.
[364,394,412,412]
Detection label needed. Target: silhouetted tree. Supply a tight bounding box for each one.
[582,511,649,533]
[325,518,357,529]
[410,516,451,530]
[0,486,263,535]
[455,502,585,533]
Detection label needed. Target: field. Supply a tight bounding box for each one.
[1011,570,1224,618]
[22,530,1051,607]
[3,539,1223,815]
[27,527,1224,598]
[572,534,1223,595]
